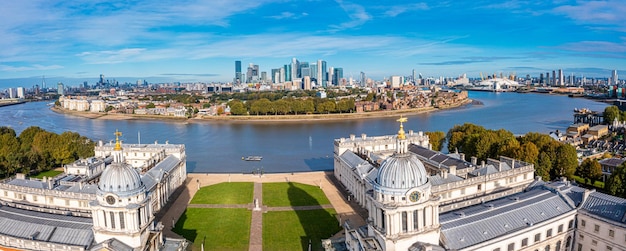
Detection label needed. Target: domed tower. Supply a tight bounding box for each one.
[368,117,440,250]
[91,130,152,248]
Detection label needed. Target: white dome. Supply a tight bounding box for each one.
[98,163,144,196]
[376,153,428,189]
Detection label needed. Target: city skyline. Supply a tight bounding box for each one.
[1,0,625,86]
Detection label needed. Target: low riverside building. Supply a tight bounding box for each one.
[0,131,188,251]
[327,118,626,251]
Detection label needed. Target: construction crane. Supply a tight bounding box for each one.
[480,72,485,81]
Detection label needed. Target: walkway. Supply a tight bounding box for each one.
[158,171,367,251]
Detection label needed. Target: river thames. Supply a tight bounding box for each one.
[0,91,608,173]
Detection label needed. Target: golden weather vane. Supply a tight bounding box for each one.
[397,116,407,140]
[114,130,123,151]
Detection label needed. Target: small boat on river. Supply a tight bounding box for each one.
[242,156,263,161]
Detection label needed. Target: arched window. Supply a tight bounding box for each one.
[555,241,561,251]
[402,212,408,232]
[544,245,550,251]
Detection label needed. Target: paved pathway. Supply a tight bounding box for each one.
[249,182,263,251]
[158,171,367,250]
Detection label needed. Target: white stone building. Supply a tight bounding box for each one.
[0,131,187,251]
[328,118,626,251]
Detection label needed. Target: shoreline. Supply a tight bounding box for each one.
[51,98,473,123]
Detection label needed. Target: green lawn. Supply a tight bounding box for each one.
[263,182,330,207]
[190,182,254,204]
[263,209,341,251]
[30,170,63,179]
[173,208,251,251]
[573,175,605,189]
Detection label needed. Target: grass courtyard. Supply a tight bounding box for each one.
[173,208,251,251]
[263,182,330,207]
[29,169,63,179]
[174,181,340,251]
[190,182,254,204]
[263,209,341,251]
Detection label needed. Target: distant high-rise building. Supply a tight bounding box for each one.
[99,74,105,85]
[247,64,259,83]
[279,67,285,83]
[291,58,299,81]
[320,60,327,87]
[333,68,343,86]
[360,72,367,86]
[612,70,619,85]
[261,72,267,83]
[552,70,556,86]
[235,61,242,83]
[558,69,564,86]
[7,88,16,99]
[303,76,312,90]
[57,82,64,96]
[16,87,25,99]
[300,62,310,78]
[284,64,291,82]
[328,67,334,86]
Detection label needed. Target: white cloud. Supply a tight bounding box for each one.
[267,11,308,20]
[553,1,626,30]
[76,48,146,64]
[329,0,372,31]
[0,64,64,72]
[384,3,429,17]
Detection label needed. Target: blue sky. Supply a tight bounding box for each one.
[1,0,625,87]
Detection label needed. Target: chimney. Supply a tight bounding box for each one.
[409,130,414,135]
[498,162,503,172]
[441,169,448,179]
[471,156,478,166]
[361,133,367,140]
[350,134,355,140]
[459,153,465,161]
[481,160,485,168]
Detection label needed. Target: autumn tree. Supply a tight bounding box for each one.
[606,163,626,197]
[577,158,603,184]
[425,131,446,152]
[604,105,620,124]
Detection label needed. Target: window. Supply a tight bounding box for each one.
[522,238,528,247]
[33,195,37,202]
[556,241,561,251]
[402,212,407,232]
[508,243,515,251]
[119,212,125,230]
[577,243,582,251]
[594,224,600,233]
[547,229,553,238]
[581,220,586,227]
[568,220,574,229]
[558,224,563,233]
[609,229,614,237]
[65,199,69,206]
[478,184,482,191]
[110,212,116,229]
[461,188,466,195]
[579,234,584,241]
[545,245,550,251]
[535,233,541,242]
[592,240,597,246]
[413,210,419,230]
[607,246,612,251]
[493,248,500,251]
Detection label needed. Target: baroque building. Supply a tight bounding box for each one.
[0,131,187,251]
[329,118,626,251]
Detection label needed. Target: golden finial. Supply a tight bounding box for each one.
[397,116,407,140]
[114,130,123,151]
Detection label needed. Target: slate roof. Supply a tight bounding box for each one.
[581,191,626,223]
[0,205,93,248]
[408,144,471,170]
[439,187,576,250]
[142,155,181,191]
[598,158,626,167]
[429,174,463,186]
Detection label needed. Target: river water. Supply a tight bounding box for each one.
[0,92,608,173]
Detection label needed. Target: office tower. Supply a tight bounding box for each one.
[539,73,543,85]
[300,62,310,78]
[545,72,549,85]
[261,72,267,83]
[284,64,291,82]
[613,70,619,85]
[235,61,242,83]
[16,87,25,99]
[279,67,285,83]
[291,58,299,80]
[310,63,318,83]
[328,67,334,86]
[360,72,367,86]
[552,70,556,86]
[333,68,343,86]
[318,60,327,87]
[558,69,564,86]
[412,69,416,83]
[247,64,259,83]
[7,88,16,98]
[99,74,105,85]
[271,68,280,84]
[303,76,311,90]
[57,82,64,95]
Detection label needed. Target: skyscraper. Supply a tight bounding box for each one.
[360,72,367,86]
[552,70,556,86]
[57,82,64,96]
[235,61,242,83]
[612,70,619,85]
[284,64,292,82]
[319,60,327,87]
[328,67,334,86]
[271,68,280,84]
[558,69,564,86]
[334,68,343,86]
[291,58,299,81]
[246,64,259,83]
[310,63,317,83]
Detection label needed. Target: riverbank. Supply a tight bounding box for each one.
[52,98,472,123]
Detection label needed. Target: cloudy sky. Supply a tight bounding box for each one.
[1,0,625,85]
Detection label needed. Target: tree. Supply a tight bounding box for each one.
[250,98,272,115]
[552,144,578,180]
[146,102,156,109]
[228,100,247,115]
[577,158,603,184]
[606,163,626,197]
[217,106,224,115]
[425,131,446,152]
[273,99,291,115]
[536,152,552,181]
[604,105,620,124]
[291,99,305,115]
